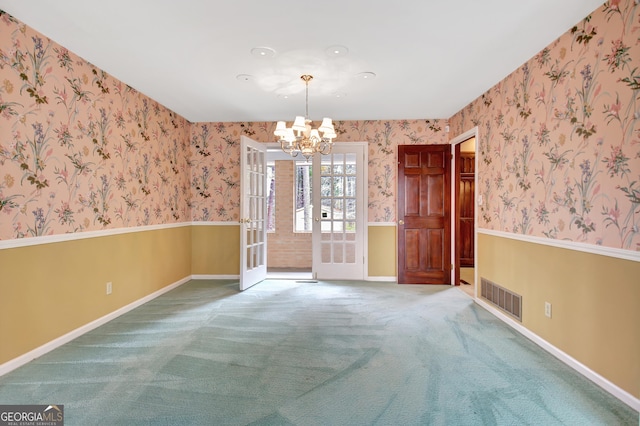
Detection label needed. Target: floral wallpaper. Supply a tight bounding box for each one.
[449,0,640,251]
[4,1,637,252]
[0,12,191,241]
[0,10,447,242]
[189,120,447,224]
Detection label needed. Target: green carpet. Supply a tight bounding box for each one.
[0,280,636,425]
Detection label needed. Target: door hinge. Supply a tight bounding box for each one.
[450,264,454,270]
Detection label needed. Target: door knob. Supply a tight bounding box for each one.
[398,220,404,225]
[315,218,320,222]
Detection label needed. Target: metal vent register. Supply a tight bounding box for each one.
[480,278,522,321]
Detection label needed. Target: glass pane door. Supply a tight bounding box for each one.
[312,143,366,280]
[240,136,267,290]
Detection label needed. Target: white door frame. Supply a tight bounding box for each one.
[449,127,479,296]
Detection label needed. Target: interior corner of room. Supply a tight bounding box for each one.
[0,0,638,417]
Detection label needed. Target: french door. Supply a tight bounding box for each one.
[312,143,367,280]
[239,136,267,291]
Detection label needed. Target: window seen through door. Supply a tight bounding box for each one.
[295,161,312,232]
[266,163,275,232]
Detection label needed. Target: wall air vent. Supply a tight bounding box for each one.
[480,277,522,322]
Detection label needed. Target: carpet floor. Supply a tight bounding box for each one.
[0,279,636,425]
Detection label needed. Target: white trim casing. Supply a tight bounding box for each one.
[2,270,636,411]
[449,127,480,291]
[474,298,640,412]
[0,276,191,377]
[450,125,638,410]
[366,276,397,282]
[191,274,240,280]
[191,221,240,226]
[0,274,241,377]
[478,228,640,263]
[0,222,191,250]
[0,221,240,251]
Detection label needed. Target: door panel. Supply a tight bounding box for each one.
[405,175,420,214]
[427,174,445,215]
[398,144,451,284]
[239,136,267,291]
[313,144,366,280]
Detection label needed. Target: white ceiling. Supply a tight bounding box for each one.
[0,0,604,123]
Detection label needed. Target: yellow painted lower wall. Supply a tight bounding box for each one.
[478,232,640,399]
[2,223,637,403]
[0,226,192,365]
[191,225,240,275]
[190,224,398,279]
[368,225,397,278]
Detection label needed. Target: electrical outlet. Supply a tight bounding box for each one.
[106,282,112,295]
[544,302,552,318]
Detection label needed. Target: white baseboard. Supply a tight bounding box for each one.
[191,274,239,280]
[0,276,191,377]
[193,275,397,283]
[474,298,640,412]
[366,276,397,282]
[3,274,636,412]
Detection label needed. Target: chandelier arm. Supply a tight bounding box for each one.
[280,139,298,157]
[318,140,333,155]
[274,74,334,159]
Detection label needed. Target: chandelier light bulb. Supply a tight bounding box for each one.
[274,75,335,160]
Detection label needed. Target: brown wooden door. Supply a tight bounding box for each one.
[397,144,451,284]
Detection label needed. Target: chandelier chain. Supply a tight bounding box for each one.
[302,74,313,119]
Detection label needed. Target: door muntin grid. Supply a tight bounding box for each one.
[320,152,357,265]
[245,146,265,270]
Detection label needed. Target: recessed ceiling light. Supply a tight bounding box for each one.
[356,72,376,80]
[325,45,349,57]
[251,47,276,58]
[334,92,347,98]
[236,74,254,82]
[277,94,291,100]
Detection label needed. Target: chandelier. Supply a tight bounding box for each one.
[274,75,336,160]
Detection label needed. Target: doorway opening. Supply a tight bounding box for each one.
[451,128,478,298]
[265,149,313,280]
[263,143,367,281]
